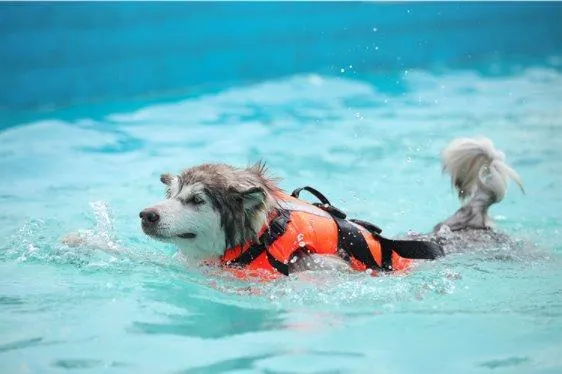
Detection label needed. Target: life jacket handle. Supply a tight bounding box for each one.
[291,186,331,204]
[291,186,347,219]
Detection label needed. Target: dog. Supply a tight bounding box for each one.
[63,136,523,277]
[135,136,523,275]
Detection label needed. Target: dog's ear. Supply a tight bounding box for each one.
[240,187,266,211]
[160,173,174,186]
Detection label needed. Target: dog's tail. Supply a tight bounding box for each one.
[434,137,524,232]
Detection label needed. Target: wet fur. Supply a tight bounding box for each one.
[167,162,280,248]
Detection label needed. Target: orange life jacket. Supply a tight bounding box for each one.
[221,187,443,279]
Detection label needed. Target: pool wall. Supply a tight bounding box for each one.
[1,2,561,115]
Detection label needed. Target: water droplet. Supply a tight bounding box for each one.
[372,27,378,32]
[349,64,353,69]
[375,46,379,51]
[340,68,345,73]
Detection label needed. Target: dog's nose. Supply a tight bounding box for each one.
[139,209,160,224]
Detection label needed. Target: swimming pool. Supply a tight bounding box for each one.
[1,3,562,373]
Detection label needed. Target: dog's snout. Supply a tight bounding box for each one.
[139,208,160,224]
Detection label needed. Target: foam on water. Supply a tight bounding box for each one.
[1,66,562,373]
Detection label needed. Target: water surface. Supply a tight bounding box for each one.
[1,66,562,373]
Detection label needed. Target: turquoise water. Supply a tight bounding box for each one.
[2,64,562,373]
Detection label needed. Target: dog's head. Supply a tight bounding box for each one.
[140,163,277,260]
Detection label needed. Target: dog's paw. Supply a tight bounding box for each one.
[61,230,94,247]
[61,230,121,253]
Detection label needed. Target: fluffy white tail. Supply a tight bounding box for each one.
[435,137,524,232]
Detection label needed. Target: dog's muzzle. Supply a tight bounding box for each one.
[140,208,160,224]
[139,208,197,239]
[139,208,161,236]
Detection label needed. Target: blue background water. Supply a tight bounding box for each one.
[1,3,562,373]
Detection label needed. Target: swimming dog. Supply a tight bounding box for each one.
[63,137,523,275]
[135,137,523,274]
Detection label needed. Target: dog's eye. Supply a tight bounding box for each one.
[190,195,205,205]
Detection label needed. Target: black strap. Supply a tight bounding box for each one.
[226,241,265,267]
[266,252,289,276]
[380,237,394,270]
[353,221,444,261]
[349,219,383,235]
[377,236,444,260]
[333,216,387,271]
[228,209,291,275]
